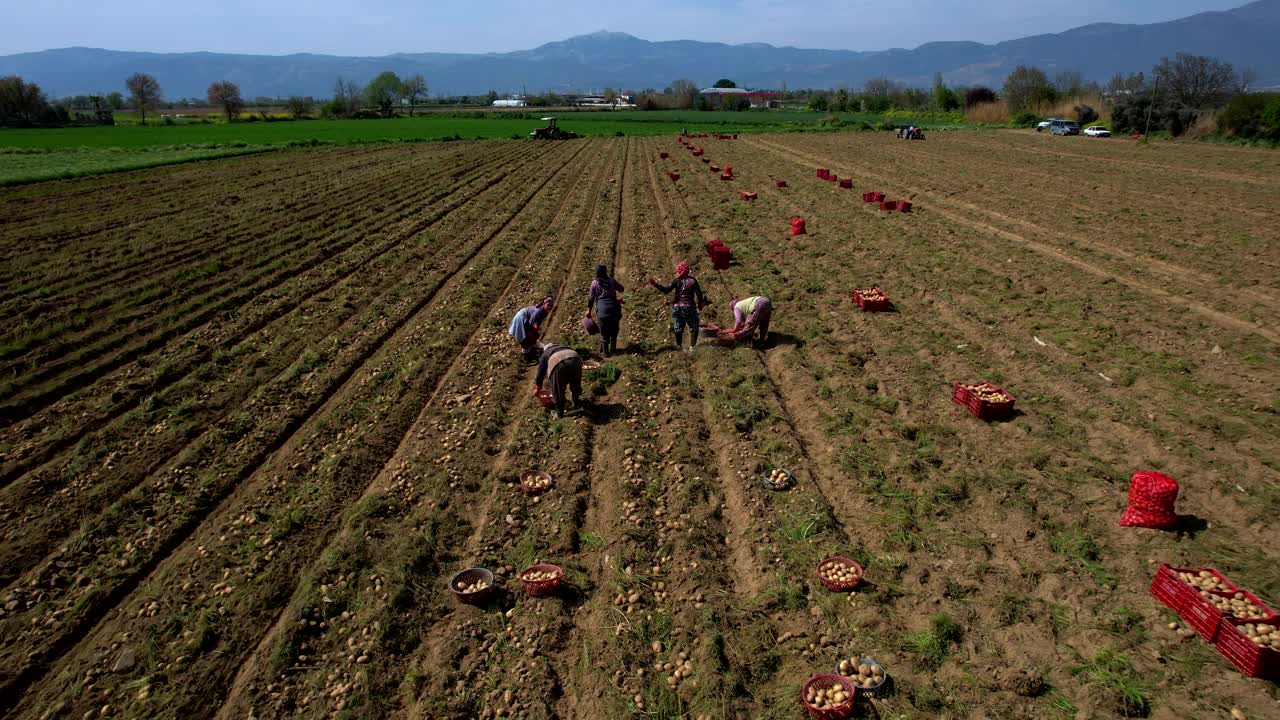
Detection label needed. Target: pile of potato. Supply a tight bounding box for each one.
[961,383,1012,403]
[455,576,491,594]
[522,568,560,582]
[766,468,792,488]
[522,472,552,492]
[818,559,862,585]
[1205,591,1272,619]
[804,680,852,710]
[1179,569,1231,593]
[1240,622,1280,650]
[837,658,886,688]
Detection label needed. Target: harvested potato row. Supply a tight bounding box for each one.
[1240,622,1280,650]
[1179,570,1231,593]
[805,682,852,710]
[1203,591,1272,619]
[818,559,862,584]
[960,382,1012,403]
[837,658,886,688]
[456,578,492,593]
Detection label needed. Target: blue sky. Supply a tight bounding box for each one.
[3,0,1249,55]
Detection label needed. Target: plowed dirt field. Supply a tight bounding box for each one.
[1,132,1277,720]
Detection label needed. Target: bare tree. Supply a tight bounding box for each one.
[862,77,895,99]
[332,77,362,116]
[1153,53,1236,108]
[1237,68,1258,94]
[126,72,161,125]
[207,80,244,122]
[1002,65,1054,112]
[665,79,698,109]
[603,87,620,106]
[1054,70,1084,96]
[403,74,427,116]
[285,96,314,118]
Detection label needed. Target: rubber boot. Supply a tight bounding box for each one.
[674,331,683,348]
[690,329,699,347]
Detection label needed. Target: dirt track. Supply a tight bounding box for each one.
[0,131,1277,719]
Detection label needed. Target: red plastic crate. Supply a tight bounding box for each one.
[816,168,829,178]
[838,178,853,189]
[952,382,1016,421]
[669,172,680,182]
[897,201,913,212]
[720,173,733,180]
[712,245,732,270]
[659,152,669,159]
[739,191,757,201]
[862,191,885,203]
[852,288,891,312]
[705,239,724,259]
[776,180,787,188]
[709,165,720,171]
[1215,616,1280,679]
[701,157,711,163]
[827,174,838,182]
[1149,564,1238,641]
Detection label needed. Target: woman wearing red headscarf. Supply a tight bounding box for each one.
[649,261,707,351]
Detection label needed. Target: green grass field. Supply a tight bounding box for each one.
[0,109,975,185]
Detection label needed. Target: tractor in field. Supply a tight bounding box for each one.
[530,117,578,140]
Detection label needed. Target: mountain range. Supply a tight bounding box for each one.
[2,0,1278,99]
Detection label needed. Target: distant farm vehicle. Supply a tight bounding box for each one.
[530,117,578,140]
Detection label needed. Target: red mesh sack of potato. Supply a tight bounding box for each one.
[1119,471,1179,529]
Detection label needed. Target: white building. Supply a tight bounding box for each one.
[493,96,527,107]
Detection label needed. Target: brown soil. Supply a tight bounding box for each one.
[1,131,1276,720]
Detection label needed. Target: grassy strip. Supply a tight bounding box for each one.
[0,145,275,186]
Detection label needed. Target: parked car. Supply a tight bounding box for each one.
[1084,126,1111,137]
[1049,119,1080,135]
[1035,119,1055,132]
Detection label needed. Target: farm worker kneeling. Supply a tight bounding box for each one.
[508,296,554,365]
[533,343,584,418]
[648,261,707,351]
[729,295,773,348]
[586,264,624,356]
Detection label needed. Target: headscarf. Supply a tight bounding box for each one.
[540,295,555,309]
[595,264,608,280]
[675,261,689,278]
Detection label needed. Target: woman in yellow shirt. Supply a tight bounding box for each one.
[729,295,773,347]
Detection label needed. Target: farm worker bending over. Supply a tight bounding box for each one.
[648,261,707,351]
[508,296,554,365]
[729,295,773,348]
[587,264,625,356]
[534,343,584,418]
